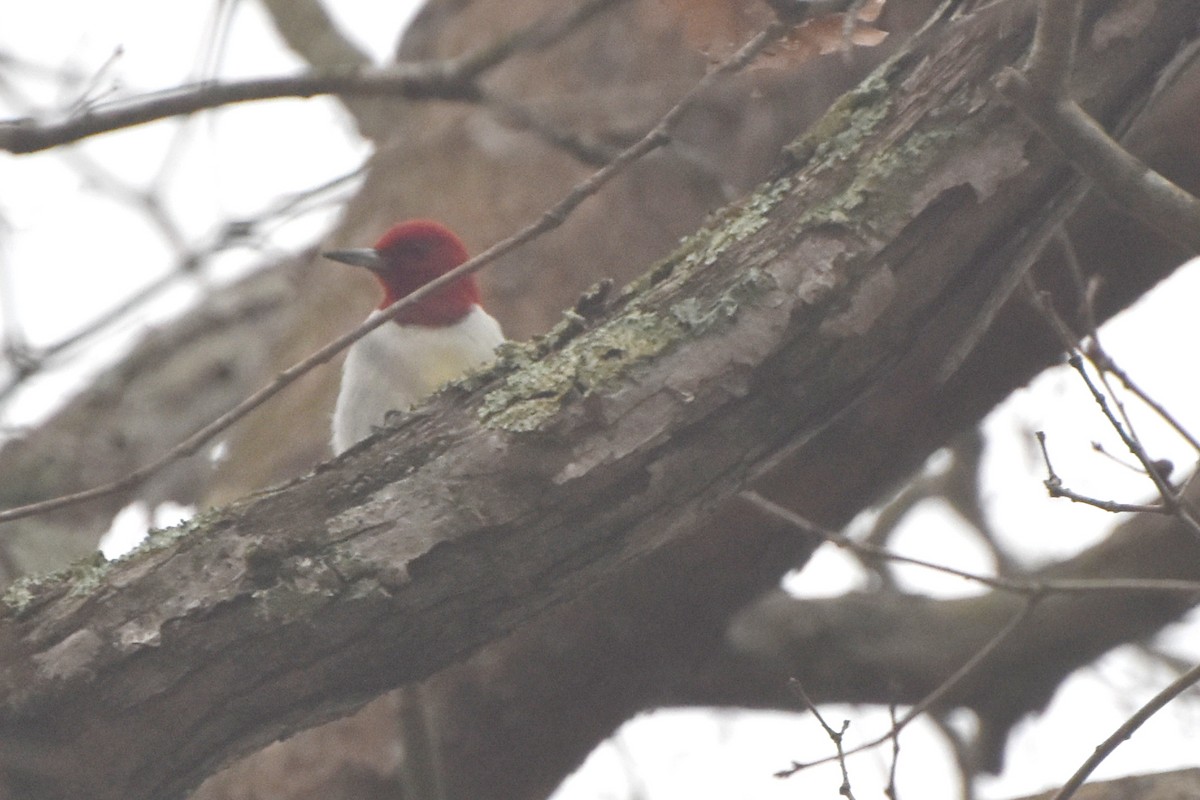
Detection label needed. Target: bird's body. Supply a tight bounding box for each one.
[326,220,504,454]
[332,305,503,453]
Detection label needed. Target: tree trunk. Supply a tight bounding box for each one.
[2,1,1199,799]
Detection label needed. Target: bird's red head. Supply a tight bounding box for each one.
[324,219,482,327]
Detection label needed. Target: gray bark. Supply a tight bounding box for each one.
[2,1,1199,799]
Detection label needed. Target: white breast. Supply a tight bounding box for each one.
[331,305,504,454]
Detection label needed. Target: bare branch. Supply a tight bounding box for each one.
[1065,354,1200,539]
[1035,430,1170,515]
[997,26,1200,252]
[0,68,480,154]
[885,703,902,800]
[4,5,1198,795]
[0,22,787,526]
[1021,275,1200,539]
[1024,0,1082,93]
[790,680,859,800]
[1052,659,1200,800]
[0,0,631,155]
[741,492,1200,597]
[777,599,1038,777]
[1093,351,1200,457]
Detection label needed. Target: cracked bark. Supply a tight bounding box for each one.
[3,1,1200,799]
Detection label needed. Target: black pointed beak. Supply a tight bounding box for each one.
[322,248,385,272]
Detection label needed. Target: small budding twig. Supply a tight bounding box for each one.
[740,489,1200,781]
[1065,354,1200,540]
[788,679,858,800]
[1022,274,1200,540]
[1035,431,1166,515]
[741,491,1200,598]
[773,596,1038,778]
[1096,355,1200,457]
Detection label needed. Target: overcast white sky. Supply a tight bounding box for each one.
[1,2,1198,798]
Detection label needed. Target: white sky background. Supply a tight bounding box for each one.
[1,1,1198,798]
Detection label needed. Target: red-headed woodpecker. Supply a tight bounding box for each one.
[324,219,504,454]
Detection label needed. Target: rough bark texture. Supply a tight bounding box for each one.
[0,266,296,584]
[2,1,1200,799]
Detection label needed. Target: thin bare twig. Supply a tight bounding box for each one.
[0,0,630,155]
[1035,431,1168,515]
[743,494,1200,786]
[859,431,1017,584]
[885,703,903,800]
[775,599,1038,777]
[0,68,480,154]
[744,491,1200,784]
[0,22,788,526]
[1052,231,1098,339]
[1021,278,1200,538]
[1049,233,1146,449]
[1065,353,1200,540]
[1095,354,1200,456]
[790,679,858,800]
[1052,659,1200,800]
[0,156,367,405]
[741,491,1200,597]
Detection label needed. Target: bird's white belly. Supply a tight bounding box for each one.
[331,305,503,454]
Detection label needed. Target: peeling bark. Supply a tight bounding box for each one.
[3,1,1200,799]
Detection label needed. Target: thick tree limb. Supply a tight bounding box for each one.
[729,475,1200,772]
[0,267,293,585]
[3,1,1199,799]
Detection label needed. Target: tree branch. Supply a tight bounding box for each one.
[730,472,1200,773]
[0,0,632,155]
[0,68,479,154]
[3,2,1199,799]
[1053,661,1200,800]
[996,0,1200,252]
[0,22,785,527]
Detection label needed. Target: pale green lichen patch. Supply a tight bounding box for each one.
[2,573,42,616]
[670,267,775,334]
[1,552,107,615]
[481,262,778,433]
[479,139,795,434]
[1,506,239,617]
[792,110,961,242]
[616,175,792,306]
[136,508,223,555]
[685,179,793,270]
[785,72,891,171]
[65,553,112,597]
[481,309,682,432]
